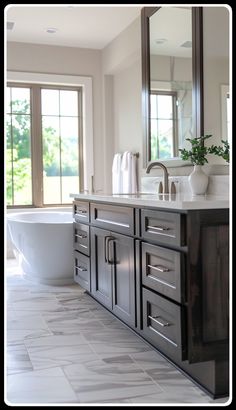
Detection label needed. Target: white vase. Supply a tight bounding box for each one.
[188,165,209,195]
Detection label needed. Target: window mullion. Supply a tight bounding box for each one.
[31,85,43,207]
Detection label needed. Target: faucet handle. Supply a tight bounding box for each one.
[170,181,176,194]
[158,181,163,194]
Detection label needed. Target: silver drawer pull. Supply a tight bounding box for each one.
[147,264,170,273]
[77,209,87,214]
[75,233,87,239]
[147,225,169,231]
[148,315,170,327]
[76,266,87,272]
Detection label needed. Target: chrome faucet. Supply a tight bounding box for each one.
[146,161,169,194]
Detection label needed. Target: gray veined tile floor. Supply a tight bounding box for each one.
[5,259,229,405]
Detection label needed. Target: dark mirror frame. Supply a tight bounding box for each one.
[141,6,204,168]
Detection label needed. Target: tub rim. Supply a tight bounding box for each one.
[7,211,73,224]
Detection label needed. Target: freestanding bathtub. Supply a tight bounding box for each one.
[7,212,74,285]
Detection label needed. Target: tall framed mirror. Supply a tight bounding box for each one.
[141,6,203,167]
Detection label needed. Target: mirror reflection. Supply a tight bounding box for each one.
[203,6,230,151]
[149,7,193,161]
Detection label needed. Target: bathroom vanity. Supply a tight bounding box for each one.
[71,193,229,398]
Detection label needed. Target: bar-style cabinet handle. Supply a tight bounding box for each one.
[148,315,170,327]
[104,236,115,265]
[77,209,87,214]
[104,236,108,263]
[75,233,87,239]
[147,225,169,231]
[75,266,87,272]
[147,264,170,273]
[107,237,115,265]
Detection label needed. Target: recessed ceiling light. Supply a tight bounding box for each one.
[180,40,192,48]
[155,38,167,45]
[46,27,58,34]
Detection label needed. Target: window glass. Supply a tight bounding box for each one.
[151,92,176,160]
[6,87,32,205]
[41,89,59,116]
[60,90,78,116]
[7,84,82,207]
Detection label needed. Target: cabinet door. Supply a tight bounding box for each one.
[90,227,112,309]
[111,233,136,327]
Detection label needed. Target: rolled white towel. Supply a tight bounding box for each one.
[112,153,122,194]
[121,151,129,171]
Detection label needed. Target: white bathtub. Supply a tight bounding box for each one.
[7,212,74,285]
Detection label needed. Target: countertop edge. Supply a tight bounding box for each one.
[70,193,229,210]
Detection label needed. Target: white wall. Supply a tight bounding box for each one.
[150,55,192,82]
[7,42,105,192]
[102,16,141,76]
[102,16,142,190]
[113,62,142,158]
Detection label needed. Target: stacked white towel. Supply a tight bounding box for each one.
[112,153,123,194]
[121,151,137,194]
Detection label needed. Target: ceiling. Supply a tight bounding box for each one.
[6,5,142,49]
[150,7,192,58]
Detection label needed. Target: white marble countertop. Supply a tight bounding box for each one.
[70,192,229,210]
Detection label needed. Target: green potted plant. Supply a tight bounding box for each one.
[179,135,212,195]
[208,140,230,163]
[179,135,230,195]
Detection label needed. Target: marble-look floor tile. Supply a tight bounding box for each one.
[7,329,53,345]
[130,350,168,370]
[27,344,96,370]
[5,261,229,405]
[7,367,78,404]
[5,310,17,321]
[82,328,141,344]
[7,344,33,375]
[100,354,135,365]
[6,290,32,303]
[7,314,50,331]
[89,340,153,355]
[63,360,162,403]
[100,317,130,330]
[11,296,64,312]
[43,311,101,333]
[24,333,87,348]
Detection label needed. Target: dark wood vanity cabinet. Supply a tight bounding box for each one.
[72,199,229,397]
[91,226,135,327]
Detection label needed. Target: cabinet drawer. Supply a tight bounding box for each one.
[73,200,89,223]
[142,287,187,361]
[141,209,185,247]
[73,222,90,256]
[142,242,185,303]
[91,203,134,235]
[74,251,90,291]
